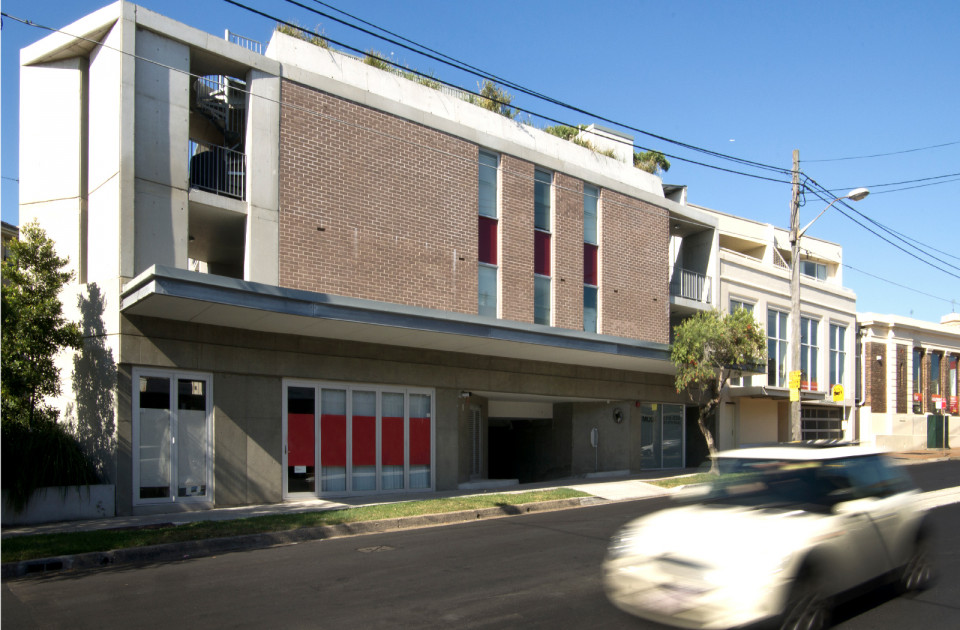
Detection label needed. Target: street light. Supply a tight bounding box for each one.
[788,186,869,442]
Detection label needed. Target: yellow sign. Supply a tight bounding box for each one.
[832,384,845,402]
[789,388,800,402]
[788,370,802,389]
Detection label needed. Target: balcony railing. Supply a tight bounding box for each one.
[225,30,263,55]
[188,139,245,200]
[670,268,712,303]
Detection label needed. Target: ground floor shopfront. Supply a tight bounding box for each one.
[115,269,699,516]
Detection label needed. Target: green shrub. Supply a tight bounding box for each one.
[275,22,328,48]
[2,419,100,513]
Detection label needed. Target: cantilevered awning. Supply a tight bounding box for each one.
[121,266,675,374]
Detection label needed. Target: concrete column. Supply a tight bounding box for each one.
[244,70,280,285]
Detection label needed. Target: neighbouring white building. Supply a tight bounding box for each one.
[858,312,960,449]
[694,206,858,448]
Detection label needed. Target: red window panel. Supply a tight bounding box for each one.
[583,243,598,285]
[352,415,376,467]
[478,216,498,264]
[287,413,315,467]
[534,230,551,276]
[320,414,347,467]
[410,416,431,466]
[381,416,405,466]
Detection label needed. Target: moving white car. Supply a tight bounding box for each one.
[603,443,933,630]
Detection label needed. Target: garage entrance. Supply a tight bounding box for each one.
[487,418,571,483]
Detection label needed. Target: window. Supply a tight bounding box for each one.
[931,352,941,396]
[584,184,599,333]
[800,317,819,391]
[478,151,499,317]
[767,309,788,387]
[534,170,552,325]
[800,260,827,281]
[913,347,924,414]
[284,381,434,496]
[729,300,754,385]
[829,324,846,388]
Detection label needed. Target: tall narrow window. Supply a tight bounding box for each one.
[913,347,924,413]
[478,151,499,317]
[800,317,819,391]
[931,352,941,396]
[320,388,347,492]
[729,300,754,385]
[829,324,846,388]
[767,309,788,387]
[583,184,599,333]
[534,170,552,325]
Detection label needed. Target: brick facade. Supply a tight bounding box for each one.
[599,190,670,343]
[554,172,584,331]
[278,80,477,314]
[277,79,669,344]
[864,341,887,413]
[895,344,908,413]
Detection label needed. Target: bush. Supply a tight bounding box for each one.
[2,420,100,513]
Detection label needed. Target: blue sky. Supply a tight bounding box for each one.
[3,0,958,323]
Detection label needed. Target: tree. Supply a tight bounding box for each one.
[475,80,517,119]
[1,222,83,426]
[634,150,671,176]
[671,308,766,472]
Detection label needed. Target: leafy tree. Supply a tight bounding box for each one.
[671,308,766,472]
[634,150,671,175]
[1,222,82,426]
[475,80,517,119]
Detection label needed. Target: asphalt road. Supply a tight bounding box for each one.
[4,461,959,629]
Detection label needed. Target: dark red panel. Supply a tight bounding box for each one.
[381,416,405,466]
[478,216,498,264]
[352,415,376,466]
[410,416,431,466]
[320,414,347,467]
[287,413,315,467]
[583,243,598,285]
[534,231,551,276]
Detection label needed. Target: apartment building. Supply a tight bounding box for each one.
[20,2,718,516]
[692,206,859,449]
[858,313,960,449]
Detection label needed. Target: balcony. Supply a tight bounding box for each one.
[670,267,712,304]
[188,139,245,200]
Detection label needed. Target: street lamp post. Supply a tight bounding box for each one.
[788,168,869,442]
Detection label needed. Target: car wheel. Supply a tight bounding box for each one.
[899,537,933,593]
[780,575,829,630]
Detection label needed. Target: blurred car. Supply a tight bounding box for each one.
[603,443,933,630]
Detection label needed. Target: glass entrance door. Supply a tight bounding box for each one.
[640,404,661,469]
[133,370,212,505]
[639,403,685,470]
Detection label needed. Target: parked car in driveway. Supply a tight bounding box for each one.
[603,443,933,630]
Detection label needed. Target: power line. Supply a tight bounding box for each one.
[843,263,958,306]
[274,0,794,178]
[804,140,960,163]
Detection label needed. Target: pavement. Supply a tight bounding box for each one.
[3,448,959,580]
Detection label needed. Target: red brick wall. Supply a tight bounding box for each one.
[499,155,534,323]
[599,189,669,343]
[277,78,670,344]
[278,80,477,313]
[554,172,583,331]
[864,341,887,412]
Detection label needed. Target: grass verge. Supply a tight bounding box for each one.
[2,488,588,563]
[646,473,718,488]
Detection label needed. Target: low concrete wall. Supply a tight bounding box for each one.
[2,485,115,526]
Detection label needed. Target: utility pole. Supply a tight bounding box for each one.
[789,149,802,442]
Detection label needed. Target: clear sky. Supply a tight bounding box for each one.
[2,0,958,323]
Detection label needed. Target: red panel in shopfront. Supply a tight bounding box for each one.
[534,231,551,276]
[352,415,376,466]
[382,416,405,466]
[410,416,431,466]
[287,413,315,467]
[321,414,347,467]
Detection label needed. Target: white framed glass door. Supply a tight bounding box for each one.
[133,369,213,505]
[639,403,686,470]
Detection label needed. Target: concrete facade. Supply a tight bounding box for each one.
[20,2,723,517]
[858,313,960,450]
[694,206,859,448]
